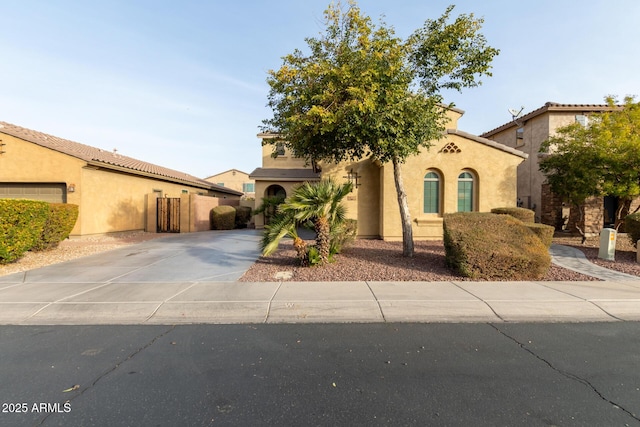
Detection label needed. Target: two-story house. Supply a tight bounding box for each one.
[481,102,628,235]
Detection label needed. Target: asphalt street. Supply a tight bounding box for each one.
[1,322,640,426]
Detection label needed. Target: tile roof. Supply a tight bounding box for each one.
[0,121,242,195]
[481,102,621,137]
[249,168,321,181]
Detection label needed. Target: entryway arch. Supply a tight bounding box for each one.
[263,185,287,225]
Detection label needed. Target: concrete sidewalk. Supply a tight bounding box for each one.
[2,279,640,324]
[0,231,639,325]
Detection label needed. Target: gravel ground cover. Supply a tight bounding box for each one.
[2,230,639,282]
[238,237,605,282]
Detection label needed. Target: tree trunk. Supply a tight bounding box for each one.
[293,237,309,267]
[315,216,330,264]
[392,156,414,257]
[574,202,587,244]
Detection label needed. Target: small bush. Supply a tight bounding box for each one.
[307,246,322,266]
[525,222,554,248]
[625,212,640,246]
[443,212,550,280]
[0,199,50,264]
[210,205,236,230]
[330,219,357,255]
[33,203,79,251]
[234,206,252,229]
[490,207,535,223]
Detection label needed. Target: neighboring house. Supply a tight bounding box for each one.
[204,169,255,199]
[481,102,626,234]
[0,121,242,236]
[250,106,527,240]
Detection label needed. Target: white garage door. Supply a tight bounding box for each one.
[0,183,66,203]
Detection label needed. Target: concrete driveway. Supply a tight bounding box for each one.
[0,229,263,284]
[0,229,269,324]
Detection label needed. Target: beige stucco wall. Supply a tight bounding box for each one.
[0,134,239,236]
[261,139,310,169]
[204,169,254,199]
[378,132,522,240]
[318,158,381,238]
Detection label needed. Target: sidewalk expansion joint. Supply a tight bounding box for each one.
[145,282,200,323]
[537,283,625,322]
[453,282,505,322]
[25,282,114,321]
[364,281,387,323]
[489,323,640,423]
[264,281,284,323]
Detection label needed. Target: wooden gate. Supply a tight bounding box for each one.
[157,197,180,233]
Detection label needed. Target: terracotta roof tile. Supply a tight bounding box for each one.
[0,121,241,194]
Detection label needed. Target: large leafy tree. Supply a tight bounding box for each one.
[262,1,498,257]
[539,96,640,238]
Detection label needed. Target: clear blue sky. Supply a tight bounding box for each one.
[2,1,638,179]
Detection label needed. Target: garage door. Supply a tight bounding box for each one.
[0,183,66,203]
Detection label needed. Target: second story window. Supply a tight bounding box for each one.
[275,142,285,156]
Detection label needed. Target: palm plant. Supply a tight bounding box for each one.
[260,211,309,266]
[281,179,353,265]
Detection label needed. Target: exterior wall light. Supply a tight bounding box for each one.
[343,168,361,190]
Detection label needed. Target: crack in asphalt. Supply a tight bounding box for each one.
[489,323,640,423]
[36,325,176,426]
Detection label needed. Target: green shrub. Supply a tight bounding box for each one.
[234,206,252,229]
[307,246,322,266]
[330,219,357,255]
[443,212,550,280]
[625,212,640,246]
[525,222,554,248]
[33,203,79,251]
[0,199,50,263]
[490,207,535,223]
[210,205,236,230]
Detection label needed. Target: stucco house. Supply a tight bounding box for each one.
[0,121,242,237]
[204,169,255,199]
[480,102,630,234]
[250,106,528,240]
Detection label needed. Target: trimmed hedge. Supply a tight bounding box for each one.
[210,205,236,230]
[234,206,252,229]
[625,212,640,246]
[490,207,535,223]
[525,222,554,248]
[33,203,79,251]
[443,212,551,280]
[0,199,50,264]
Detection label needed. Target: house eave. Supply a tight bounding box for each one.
[86,160,243,195]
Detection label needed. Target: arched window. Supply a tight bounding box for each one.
[457,171,475,212]
[423,171,440,214]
